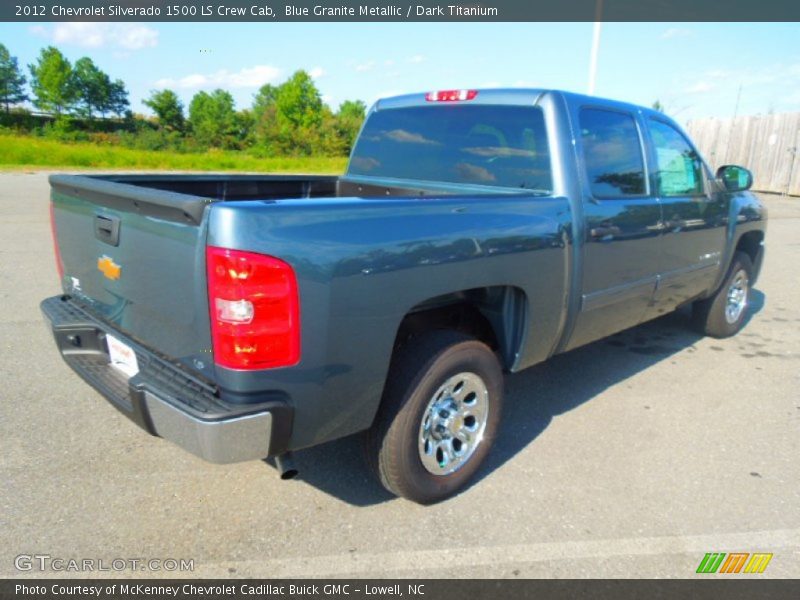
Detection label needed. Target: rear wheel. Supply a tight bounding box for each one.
[692,251,753,338]
[366,331,503,504]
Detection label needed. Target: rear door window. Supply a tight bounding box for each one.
[579,108,647,198]
[348,105,552,192]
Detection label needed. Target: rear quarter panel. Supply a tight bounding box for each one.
[208,195,570,449]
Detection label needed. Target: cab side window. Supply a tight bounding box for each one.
[579,108,646,198]
[648,118,704,197]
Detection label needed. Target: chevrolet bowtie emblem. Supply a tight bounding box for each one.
[97,255,121,280]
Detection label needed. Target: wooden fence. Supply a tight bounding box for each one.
[686,113,800,196]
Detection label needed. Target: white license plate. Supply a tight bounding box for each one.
[106,334,140,378]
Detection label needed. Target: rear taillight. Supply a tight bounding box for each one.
[206,246,300,370]
[425,89,478,102]
[49,202,64,281]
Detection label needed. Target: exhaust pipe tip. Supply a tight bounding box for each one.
[275,452,299,480]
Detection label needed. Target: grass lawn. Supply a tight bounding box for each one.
[0,134,348,173]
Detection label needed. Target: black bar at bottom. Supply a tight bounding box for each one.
[1,580,798,600]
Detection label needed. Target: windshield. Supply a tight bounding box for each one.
[348,104,553,193]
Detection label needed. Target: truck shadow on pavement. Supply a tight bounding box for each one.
[276,290,765,506]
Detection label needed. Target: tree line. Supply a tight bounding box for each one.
[0,43,366,156]
[0,43,128,117]
[143,72,366,155]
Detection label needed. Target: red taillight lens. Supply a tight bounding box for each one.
[425,89,478,102]
[49,202,64,281]
[206,246,300,370]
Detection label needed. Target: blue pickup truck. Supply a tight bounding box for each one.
[42,89,766,503]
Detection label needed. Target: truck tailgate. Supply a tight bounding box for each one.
[49,175,213,372]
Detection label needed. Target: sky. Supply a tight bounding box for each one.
[1,21,799,124]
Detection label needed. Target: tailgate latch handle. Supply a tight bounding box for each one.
[95,214,121,247]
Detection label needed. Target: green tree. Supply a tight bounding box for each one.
[188,89,236,147]
[143,89,185,132]
[334,99,366,154]
[252,71,364,156]
[251,83,279,153]
[253,70,325,155]
[106,79,129,118]
[0,43,28,113]
[275,70,323,131]
[234,109,255,148]
[317,106,344,155]
[652,100,664,113]
[28,46,76,115]
[252,83,278,115]
[72,57,112,118]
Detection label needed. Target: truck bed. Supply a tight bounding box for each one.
[52,174,533,218]
[99,174,340,201]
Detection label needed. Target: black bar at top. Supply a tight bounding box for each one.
[2,0,800,22]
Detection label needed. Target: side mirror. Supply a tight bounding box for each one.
[716,165,753,192]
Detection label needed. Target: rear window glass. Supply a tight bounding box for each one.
[579,108,646,198]
[348,105,552,192]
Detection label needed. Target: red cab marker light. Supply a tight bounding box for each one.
[425,89,479,102]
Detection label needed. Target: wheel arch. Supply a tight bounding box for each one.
[734,230,765,284]
[389,285,528,372]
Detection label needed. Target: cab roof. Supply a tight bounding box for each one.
[374,88,662,120]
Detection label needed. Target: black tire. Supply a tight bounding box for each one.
[692,251,753,338]
[366,331,503,504]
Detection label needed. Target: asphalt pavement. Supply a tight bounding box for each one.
[1,172,798,578]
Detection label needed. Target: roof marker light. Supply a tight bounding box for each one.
[425,89,479,102]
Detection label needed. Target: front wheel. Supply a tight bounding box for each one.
[366,331,503,504]
[692,251,754,338]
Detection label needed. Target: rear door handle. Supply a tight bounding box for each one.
[590,226,617,240]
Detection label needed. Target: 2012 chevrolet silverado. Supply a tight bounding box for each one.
[42,89,766,503]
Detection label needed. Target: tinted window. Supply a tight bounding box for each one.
[348,105,552,192]
[579,108,646,198]
[648,119,704,196]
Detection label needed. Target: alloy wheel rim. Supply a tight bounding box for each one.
[418,372,489,476]
[725,269,749,324]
